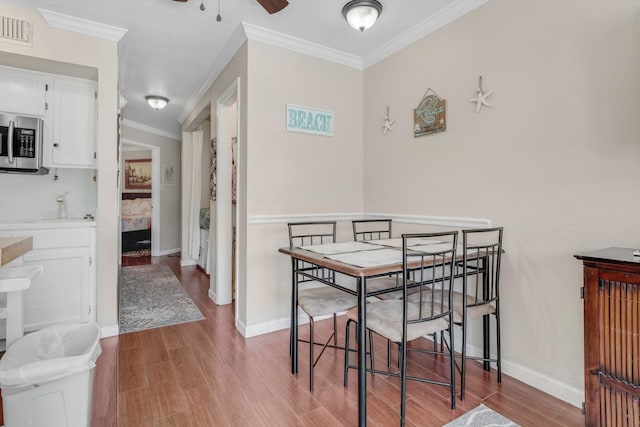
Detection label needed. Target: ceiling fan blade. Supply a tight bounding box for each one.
[256,0,289,14]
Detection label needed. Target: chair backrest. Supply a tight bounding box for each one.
[461,227,503,309]
[288,221,337,285]
[402,231,458,325]
[352,219,392,241]
[288,221,336,247]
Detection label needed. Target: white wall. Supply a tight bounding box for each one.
[0,169,96,220]
[363,0,640,405]
[0,5,119,330]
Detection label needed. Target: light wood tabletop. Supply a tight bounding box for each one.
[0,236,33,267]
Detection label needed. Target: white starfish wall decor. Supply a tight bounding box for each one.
[382,106,394,135]
[469,76,493,113]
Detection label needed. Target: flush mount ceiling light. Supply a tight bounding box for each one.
[145,95,169,110]
[342,0,382,32]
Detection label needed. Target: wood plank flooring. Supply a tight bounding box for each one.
[91,255,584,426]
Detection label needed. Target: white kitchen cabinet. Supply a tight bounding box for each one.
[0,66,46,117]
[0,224,96,332]
[44,76,97,168]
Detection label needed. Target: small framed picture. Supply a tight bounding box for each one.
[163,165,175,185]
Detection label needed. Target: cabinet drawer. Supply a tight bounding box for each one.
[1,228,94,249]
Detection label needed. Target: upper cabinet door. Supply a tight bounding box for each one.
[49,76,97,168]
[0,66,46,117]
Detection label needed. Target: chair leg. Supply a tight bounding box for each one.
[289,305,294,358]
[344,318,353,387]
[309,317,315,392]
[399,341,407,427]
[496,310,502,383]
[449,324,456,409]
[387,339,391,369]
[460,317,467,401]
[368,330,375,371]
[344,320,374,387]
[333,313,338,347]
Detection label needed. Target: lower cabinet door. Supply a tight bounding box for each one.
[21,247,91,331]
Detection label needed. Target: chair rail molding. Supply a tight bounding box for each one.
[248,213,491,228]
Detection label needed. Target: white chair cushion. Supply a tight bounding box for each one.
[298,286,357,318]
[365,299,450,343]
[407,290,495,323]
[366,276,404,300]
[452,292,496,320]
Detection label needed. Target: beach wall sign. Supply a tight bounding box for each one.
[286,104,334,137]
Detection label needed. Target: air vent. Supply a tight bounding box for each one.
[0,16,31,45]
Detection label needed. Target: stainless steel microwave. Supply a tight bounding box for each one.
[0,113,48,174]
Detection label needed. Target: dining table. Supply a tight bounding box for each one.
[279,237,476,426]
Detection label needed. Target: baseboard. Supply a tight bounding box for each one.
[243,316,291,338]
[242,311,342,338]
[208,287,217,304]
[158,248,180,256]
[101,323,119,338]
[455,339,583,409]
[180,257,197,267]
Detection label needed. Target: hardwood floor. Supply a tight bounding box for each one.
[91,256,584,426]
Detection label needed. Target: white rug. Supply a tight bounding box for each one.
[443,404,520,427]
[119,264,205,334]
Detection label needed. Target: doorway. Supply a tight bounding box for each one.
[210,78,240,314]
[120,140,160,265]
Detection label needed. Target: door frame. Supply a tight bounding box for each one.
[120,139,160,257]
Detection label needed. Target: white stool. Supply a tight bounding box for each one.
[0,265,43,350]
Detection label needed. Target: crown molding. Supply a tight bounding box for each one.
[121,119,181,141]
[363,0,489,68]
[178,23,247,125]
[243,22,363,71]
[179,2,487,123]
[37,8,127,42]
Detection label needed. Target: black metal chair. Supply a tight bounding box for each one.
[288,221,357,392]
[453,227,504,400]
[351,219,406,298]
[352,218,392,242]
[345,231,459,425]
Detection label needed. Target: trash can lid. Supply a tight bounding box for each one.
[0,323,101,387]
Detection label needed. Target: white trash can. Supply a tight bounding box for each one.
[0,323,101,427]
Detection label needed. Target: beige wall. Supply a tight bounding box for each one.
[0,5,119,330]
[121,126,182,253]
[245,41,364,326]
[363,0,640,403]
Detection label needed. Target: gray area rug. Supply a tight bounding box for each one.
[443,404,520,427]
[119,263,205,334]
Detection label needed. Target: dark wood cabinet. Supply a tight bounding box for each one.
[575,248,640,426]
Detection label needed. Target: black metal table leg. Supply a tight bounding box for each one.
[357,277,367,426]
[291,258,299,374]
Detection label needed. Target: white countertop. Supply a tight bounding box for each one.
[0,219,97,230]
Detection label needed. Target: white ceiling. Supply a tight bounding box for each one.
[4,0,487,138]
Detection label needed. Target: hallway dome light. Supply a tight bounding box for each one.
[145,95,169,110]
[342,0,382,32]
